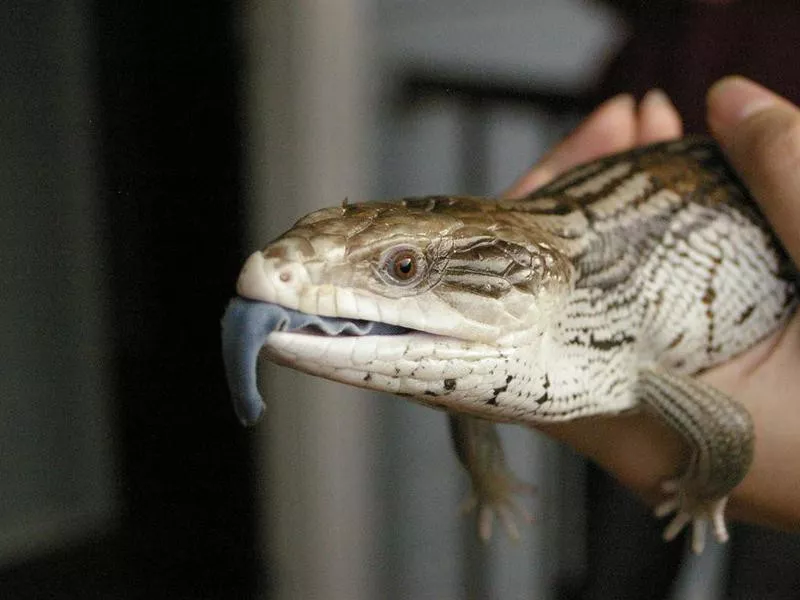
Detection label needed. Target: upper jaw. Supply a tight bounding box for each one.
[234,250,506,343]
[236,251,310,308]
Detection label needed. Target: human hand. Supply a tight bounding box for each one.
[505,78,800,533]
[503,88,683,197]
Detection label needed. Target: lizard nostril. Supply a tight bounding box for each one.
[278,270,292,283]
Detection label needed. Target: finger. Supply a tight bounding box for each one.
[637,89,683,144]
[503,93,637,199]
[707,76,800,264]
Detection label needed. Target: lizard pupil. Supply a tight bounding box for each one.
[380,245,426,286]
[393,254,416,279]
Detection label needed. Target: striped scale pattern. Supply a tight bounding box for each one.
[498,137,795,420]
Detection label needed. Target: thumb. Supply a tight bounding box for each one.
[707,76,800,264]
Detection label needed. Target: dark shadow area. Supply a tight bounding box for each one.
[0,1,259,597]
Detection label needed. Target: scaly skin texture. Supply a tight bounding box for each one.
[226,137,796,553]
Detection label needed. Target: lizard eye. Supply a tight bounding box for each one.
[380,245,426,286]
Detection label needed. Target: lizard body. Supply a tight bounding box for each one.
[221,137,796,553]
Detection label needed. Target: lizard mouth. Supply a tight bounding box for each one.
[221,297,410,425]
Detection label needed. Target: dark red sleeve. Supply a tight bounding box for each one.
[597,0,800,133]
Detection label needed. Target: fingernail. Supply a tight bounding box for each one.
[707,76,776,131]
[604,93,635,111]
[641,88,672,109]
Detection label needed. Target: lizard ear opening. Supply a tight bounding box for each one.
[445,226,572,298]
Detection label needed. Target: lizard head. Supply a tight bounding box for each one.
[238,197,573,343]
[222,196,573,425]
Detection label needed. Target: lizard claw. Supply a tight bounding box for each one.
[461,477,535,542]
[655,477,729,554]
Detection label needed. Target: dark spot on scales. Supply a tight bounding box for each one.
[363,373,372,382]
[424,390,437,397]
[588,332,635,351]
[702,287,716,305]
[667,332,684,349]
[534,374,551,405]
[444,378,456,391]
[488,375,513,405]
[735,304,756,325]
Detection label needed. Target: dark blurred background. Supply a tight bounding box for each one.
[0,0,257,597]
[3,0,800,598]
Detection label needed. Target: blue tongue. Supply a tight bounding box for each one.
[221,297,407,426]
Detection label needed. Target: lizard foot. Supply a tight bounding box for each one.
[448,415,535,541]
[654,478,729,554]
[460,476,535,542]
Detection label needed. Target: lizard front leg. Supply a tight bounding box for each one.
[448,414,533,541]
[639,365,755,553]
